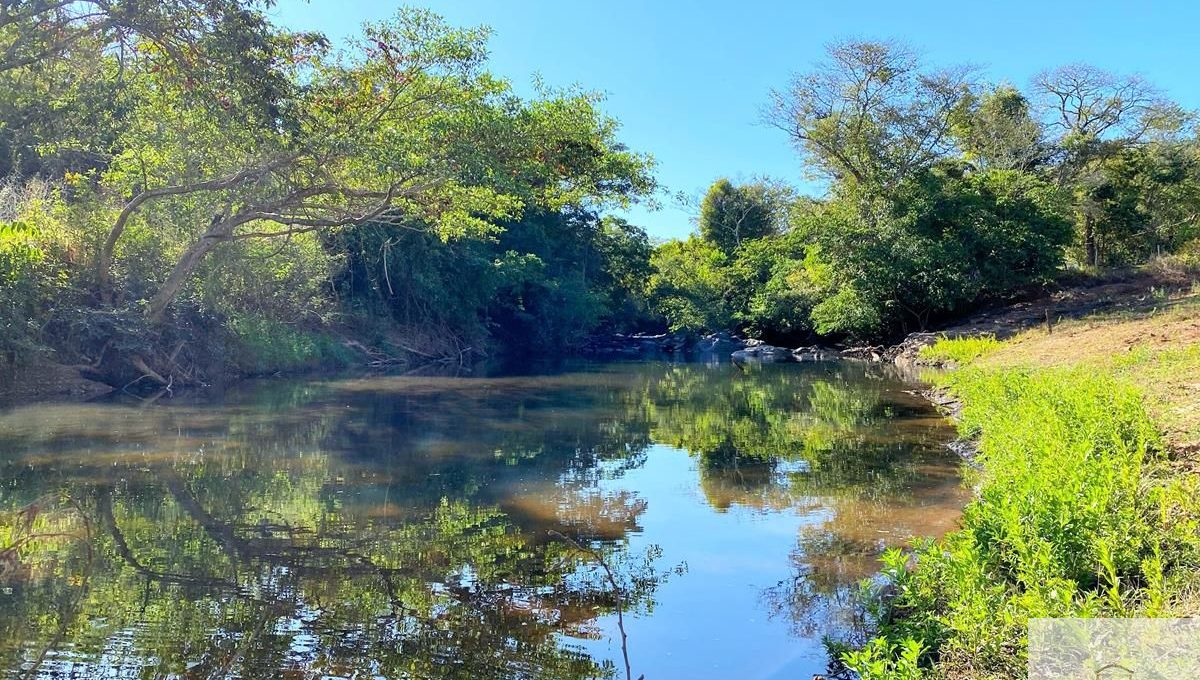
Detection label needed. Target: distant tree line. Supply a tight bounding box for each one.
[649,40,1200,341]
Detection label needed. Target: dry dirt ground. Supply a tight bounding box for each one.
[944,264,1200,451]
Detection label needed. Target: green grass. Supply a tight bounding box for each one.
[845,367,1200,679]
[228,316,356,375]
[917,334,1001,365]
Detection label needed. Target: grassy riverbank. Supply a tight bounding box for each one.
[846,291,1200,679]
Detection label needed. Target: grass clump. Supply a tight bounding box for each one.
[917,334,1001,365]
[228,316,355,376]
[845,367,1200,679]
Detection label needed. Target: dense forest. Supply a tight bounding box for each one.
[2,2,1199,390]
[0,1,657,388]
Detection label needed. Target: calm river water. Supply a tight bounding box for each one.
[0,360,966,679]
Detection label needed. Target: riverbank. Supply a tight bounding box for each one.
[844,280,1200,679]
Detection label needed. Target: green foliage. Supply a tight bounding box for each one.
[648,210,818,341]
[843,637,927,680]
[1086,142,1200,266]
[0,220,55,357]
[0,4,658,378]
[647,237,733,334]
[646,164,1070,344]
[767,40,973,194]
[950,85,1045,172]
[698,178,781,254]
[803,167,1072,338]
[856,368,1200,678]
[592,216,656,331]
[916,335,1001,364]
[0,186,72,359]
[738,243,819,337]
[227,316,355,375]
[810,284,881,338]
[329,209,656,356]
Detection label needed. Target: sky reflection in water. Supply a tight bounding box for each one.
[0,360,966,679]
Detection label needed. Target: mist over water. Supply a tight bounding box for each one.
[0,360,966,679]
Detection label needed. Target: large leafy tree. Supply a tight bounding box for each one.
[697,178,785,253]
[766,40,974,195]
[803,167,1071,337]
[1032,63,1193,265]
[0,0,297,176]
[646,237,733,334]
[78,9,652,384]
[951,85,1047,172]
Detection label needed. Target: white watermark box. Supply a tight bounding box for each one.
[1029,618,1200,679]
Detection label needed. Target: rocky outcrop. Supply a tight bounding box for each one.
[791,345,841,362]
[886,332,942,366]
[584,331,746,356]
[838,345,887,362]
[589,329,944,368]
[695,331,747,354]
[731,343,844,363]
[731,344,794,362]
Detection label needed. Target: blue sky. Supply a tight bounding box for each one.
[271,0,1200,240]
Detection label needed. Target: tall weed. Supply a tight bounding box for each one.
[847,368,1200,679]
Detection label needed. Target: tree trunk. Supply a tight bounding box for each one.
[81,219,236,389]
[146,219,235,323]
[1083,213,1098,268]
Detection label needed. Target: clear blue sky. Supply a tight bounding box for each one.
[271,0,1200,240]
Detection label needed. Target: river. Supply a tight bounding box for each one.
[0,359,966,679]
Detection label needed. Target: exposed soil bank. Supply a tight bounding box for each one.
[0,356,113,405]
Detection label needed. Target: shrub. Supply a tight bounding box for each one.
[227,315,355,375]
[851,368,1200,679]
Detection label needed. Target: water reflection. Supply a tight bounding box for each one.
[0,361,966,679]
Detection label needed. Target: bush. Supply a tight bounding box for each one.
[802,168,1071,339]
[227,315,355,375]
[0,181,75,360]
[851,368,1200,679]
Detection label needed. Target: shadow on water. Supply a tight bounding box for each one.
[0,360,967,679]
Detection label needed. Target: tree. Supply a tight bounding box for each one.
[1087,142,1200,264]
[766,40,974,194]
[0,1,300,177]
[1032,63,1192,265]
[646,237,733,334]
[83,9,652,385]
[802,167,1071,338]
[697,178,783,253]
[951,85,1047,172]
[592,216,655,331]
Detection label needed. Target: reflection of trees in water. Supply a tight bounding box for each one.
[638,362,965,645]
[0,362,961,677]
[0,383,658,679]
[2,481,648,679]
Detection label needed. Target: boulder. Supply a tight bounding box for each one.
[886,332,941,366]
[731,344,795,362]
[839,345,886,362]
[695,331,746,354]
[791,345,840,362]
